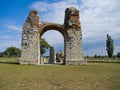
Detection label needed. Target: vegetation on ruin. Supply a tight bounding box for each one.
[0,57,120,90]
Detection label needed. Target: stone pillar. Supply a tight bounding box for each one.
[21,7,87,65]
[49,47,55,64]
[20,10,40,65]
[64,7,87,65]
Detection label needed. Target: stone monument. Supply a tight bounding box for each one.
[20,7,87,65]
[56,50,64,63]
[49,47,55,64]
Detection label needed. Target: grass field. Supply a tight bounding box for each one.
[0,57,120,90]
[0,57,19,62]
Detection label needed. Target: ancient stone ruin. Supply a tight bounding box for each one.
[20,7,87,65]
[49,47,55,64]
[56,50,64,63]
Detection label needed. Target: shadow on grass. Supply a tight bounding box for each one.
[0,61,20,65]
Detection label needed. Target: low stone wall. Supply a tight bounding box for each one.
[66,59,87,65]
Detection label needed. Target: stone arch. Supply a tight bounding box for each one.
[20,7,87,65]
[39,23,66,38]
[39,23,66,64]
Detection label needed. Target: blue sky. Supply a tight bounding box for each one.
[0,0,120,56]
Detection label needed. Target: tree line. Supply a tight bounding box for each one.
[86,34,120,58]
[0,46,21,57]
[0,36,120,58]
[0,38,51,57]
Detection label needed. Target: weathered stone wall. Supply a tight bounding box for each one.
[49,47,55,64]
[56,50,64,63]
[20,7,87,65]
[64,7,87,64]
[20,10,40,64]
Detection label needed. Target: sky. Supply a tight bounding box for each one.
[0,0,120,56]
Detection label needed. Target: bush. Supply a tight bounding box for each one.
[117,52,120,58]
[94,54,97,58]
[0,52,3,57]
[1,46,21,57]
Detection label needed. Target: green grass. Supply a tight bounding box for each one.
[0,62,120,90]
[0,57,19,62]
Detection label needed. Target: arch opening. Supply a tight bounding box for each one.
[39,24,65,65]
[39,23,66,38]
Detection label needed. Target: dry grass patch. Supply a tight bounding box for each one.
[0,63,120,90]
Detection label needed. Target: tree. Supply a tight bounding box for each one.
[106,34,114,58]
[0,52,3,57]
[40,38,51,56]
[94,54,97,58]
[117,52,120,58]
[2,46,21,57]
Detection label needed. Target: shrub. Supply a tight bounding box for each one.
[117,52,120,58]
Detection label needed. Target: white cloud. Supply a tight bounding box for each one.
[115,46,120,53]
[0,20,22,51]
[84,47,106,56]
[41,30,64,46]
[0,33,21,52]
[0,19,22,31]
[7,25,22,31]
[29,2,49,12]
[29,0,120,55]
[0,40,21,52]
[80,0,120,43]
[0,35,12,39]
[30,0,79,23]
[0,18,22,31]
[84,45,120,56]
[30,0,120,41]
